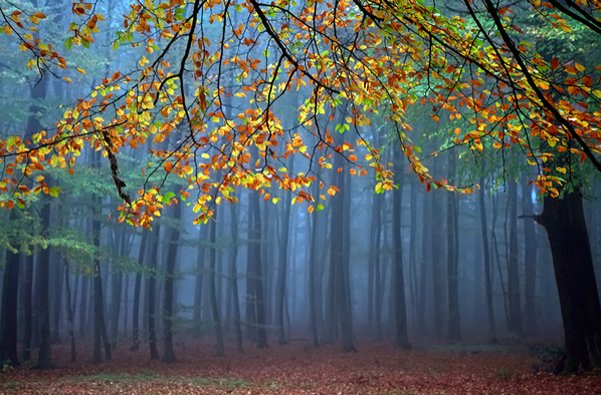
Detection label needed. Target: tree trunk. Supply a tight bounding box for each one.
[446,153,461,341]
[522,181,537,336]
[36,200,52,369]
[229,203,244,353]
[478,177,497,342]
[276,161,292,344]
[131,229,148,351]
[163,203,182,363]
[0,215,20,366]
[20,254,34,360]
[392,147,410,349]
[147,225,161,359]
[506,180,523,336]
[64,260,77,362]
[537,191,601,372]
[209,207,225,356]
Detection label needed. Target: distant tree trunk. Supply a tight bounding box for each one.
[0,214,20,366]
[522,182,537,336]
[64,260,77,362]
[330,142,356,352]
[78,275,90,336]
[36,200,52,369]
[368,191,383,337]
[478,177,497,343]
[209,207,225,356]
[20,254,34,360]
[308,170,323,347]
[247,189,268,348]
[109,229,126,348]
[276,160,292,344]
[20,59,48,362]
[229,203,244,353]
[447,153,461,341]
[536,191,601,373]
[507,180,523,336]
[408,181,419,329]
[131,229,148,351]
[431,160,444,338]
[163,203,182,363]
[417,190,431,336]
[147,225,161,359]
[392,147,410,349]
[50,254,63,345]
[92,153,111,364]
[194,226,207,326]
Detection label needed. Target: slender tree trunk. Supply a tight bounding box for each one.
[131,229,148,351]
[478,177,497,343]
[507,180,523,336]
[392,147,410,349]
[194,226,207,326]
[147,225,161,359]
[330,138,356,352]
[163,204,182,363]
[229,203,243,353]
[36,200,52,369]
[64,260,77,362]
[536,191,601,372]
[92,152,111,363]
[522,182,537,336]
[447,153,461,341]
[20,254,34,360]
[209,207,225,356]
[276,160,293,344]
[248,189,268,348]
[431,164,444,338]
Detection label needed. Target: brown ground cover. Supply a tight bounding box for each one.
[1,340,600,394]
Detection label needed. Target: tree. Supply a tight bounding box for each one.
[1,0,601,372]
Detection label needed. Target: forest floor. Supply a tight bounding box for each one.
[1,339,600,394]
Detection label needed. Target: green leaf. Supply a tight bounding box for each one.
[65,37,73,50]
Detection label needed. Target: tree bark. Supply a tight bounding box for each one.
[163,203,182,363]
[506,180,523,336]
[209,207,225,356]
[478,177,497,343]
[0,215,20,366]
[446,153,461,341]
[537,191,601,372]
[392,147,411,349]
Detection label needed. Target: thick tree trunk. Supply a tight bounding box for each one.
[537,191,601,372]
[1,217,20,366]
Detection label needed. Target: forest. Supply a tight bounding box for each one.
[0,0,601,393]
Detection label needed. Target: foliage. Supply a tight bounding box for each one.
[0,0,600,226]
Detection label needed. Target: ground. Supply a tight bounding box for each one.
[1,340,600,394]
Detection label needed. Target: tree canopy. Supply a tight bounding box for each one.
[0,0,600,225]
